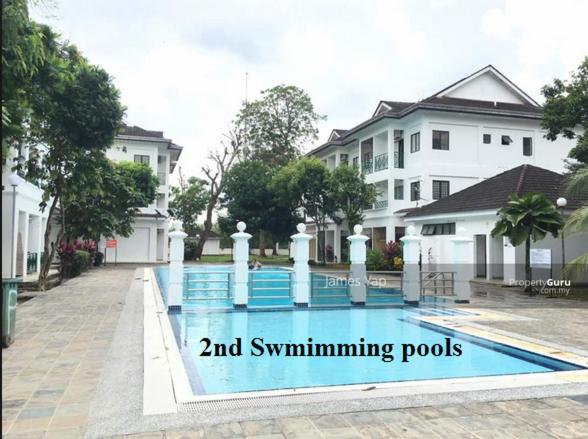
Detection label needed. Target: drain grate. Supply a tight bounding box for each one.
[177,387,379,412]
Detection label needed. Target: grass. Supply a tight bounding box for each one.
[196,254,292,265]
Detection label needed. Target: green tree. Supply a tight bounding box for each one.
[330,165,377,232]
[491,193,563,292]
[235,85,325,166]
[222,159,300,256]
[23,30,124,288]
[542,57,588,170]
[169,173,209,237]
[2,0,46,152]
[562,165,588,280]
[272,157,336,262]
[62,158,158,241]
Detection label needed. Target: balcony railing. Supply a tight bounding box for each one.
[365,199,388,210]
[362,160,373,175]
[374,153,388,172]
[374,199,388,209]
[157,172,166,185]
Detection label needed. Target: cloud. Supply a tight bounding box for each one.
[30,0,588,182]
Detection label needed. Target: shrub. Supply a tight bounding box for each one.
[366,249,387,271]
[58,240,94,278]
[94,251,104,266]
[184,239,198,260]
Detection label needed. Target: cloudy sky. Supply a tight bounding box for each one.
[31,0,588,182]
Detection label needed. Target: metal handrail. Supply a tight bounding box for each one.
[420,271,455,297]
[374,153,388,171]
[248,271,293,299]
[184,271,233,300]
[310,271,350,298]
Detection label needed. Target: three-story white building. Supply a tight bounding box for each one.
[100,124,183,263]
[307,65,576,262]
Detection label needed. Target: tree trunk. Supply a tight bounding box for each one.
[525,237,532,294]
[259,230,267,257]
[38,193,61,290]
[272,241,278,256]
[194,201,214,259]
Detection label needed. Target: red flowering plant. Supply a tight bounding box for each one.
[57,240,96,278]
[382,240,404,270]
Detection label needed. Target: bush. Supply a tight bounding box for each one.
[62,250,91,278]
[94,251,104,266]
[184,239,198,260]
[366,249,387,271]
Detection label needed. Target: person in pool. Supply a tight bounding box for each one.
[248,259,262,270]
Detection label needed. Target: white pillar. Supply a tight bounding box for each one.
[400,225,422,305]
[347,224,369,305]
[291,223,312,307]
[503,237,516,286]
[231,221,252,308]
[168,221,187,312]
[451,227,474,303]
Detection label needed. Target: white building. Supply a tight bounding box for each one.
[307,65,577,262]
[99,124,183,263]
[2,148,49,279]
[404,164,587,283]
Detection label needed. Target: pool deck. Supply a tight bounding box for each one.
[2,265,588,438]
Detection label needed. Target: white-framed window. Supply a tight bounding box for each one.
[432,130,449,150]
[483,134,491,144]
[410,181,420,201]
[410,132,420,153]
[523,137,533,156]
[134,154,150,165]
[432,180,450,200]
[501,135,513,145]
[394,179,404,200]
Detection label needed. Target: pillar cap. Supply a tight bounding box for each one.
[169,230,187,239]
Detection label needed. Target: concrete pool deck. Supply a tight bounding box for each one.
[2,265,588,438]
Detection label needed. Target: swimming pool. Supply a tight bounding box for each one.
[170,307,581,395]
[152,265,583,397]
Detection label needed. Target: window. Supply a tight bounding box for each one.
[410,181,420,201]
[394,179,404,200]
[432,130,449,150]
[134,154,150,165]
[501,135,513,145]
[523,137,533,156]
[421,223,455,236]
[410,132,420,153]
[352,157,359,169]
[432,180,450,200]
[340,153,349,165]
[483,134,491,144]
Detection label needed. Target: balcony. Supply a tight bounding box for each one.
[374,199,388,209]
[362,160,373,175]
[374,153,388,172]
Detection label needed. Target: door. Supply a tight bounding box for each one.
[115,227,151,262]
[475,235,487,278]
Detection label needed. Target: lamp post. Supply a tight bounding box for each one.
[8,173,22,278]
[556,197,567,273]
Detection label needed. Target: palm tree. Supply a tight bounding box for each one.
[491,193,563,293]
[562,165,588,280]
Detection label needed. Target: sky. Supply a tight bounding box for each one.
[31,0,588,184]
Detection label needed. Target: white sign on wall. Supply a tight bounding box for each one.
[530,248,551,268]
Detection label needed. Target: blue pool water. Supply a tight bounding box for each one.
[171,307,580,395]
[155,265,582,395]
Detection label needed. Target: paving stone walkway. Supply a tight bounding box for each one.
[2,266,588,438]
[2,266,135,438]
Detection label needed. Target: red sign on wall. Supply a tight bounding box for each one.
[105,239,117,249]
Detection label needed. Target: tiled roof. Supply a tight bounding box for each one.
[405,165,586,218]
[119,124,164,138]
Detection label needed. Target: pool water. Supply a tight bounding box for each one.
[155,265,582,396]
[170,307,580,395]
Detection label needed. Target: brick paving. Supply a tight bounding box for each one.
[2,266,588,438]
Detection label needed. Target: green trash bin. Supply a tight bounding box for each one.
[2,278,21,348]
